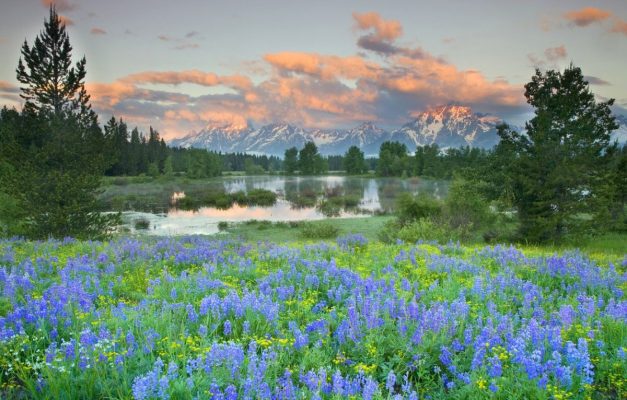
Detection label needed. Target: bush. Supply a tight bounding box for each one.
[398,218,465,243]
[379,179,499,243]
[300,222,339,239]
[444,178,494,231]
[396,192,442,226]
[246,189,277,207]
[134,218,150,230]
[217,221,228,231]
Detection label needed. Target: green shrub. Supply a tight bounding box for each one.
[396,192,442,226]
[217,221,228,231]
[397,218,464,243]
[300,222,339,239]
[134,218,150,230]
[246,189,277,206]
[444,178,494,231]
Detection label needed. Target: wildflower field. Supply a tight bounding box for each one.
[0,235,625,399]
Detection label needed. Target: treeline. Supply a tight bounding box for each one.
[103,117,494,179]
[103,117,282,178]
[377,143,490,179]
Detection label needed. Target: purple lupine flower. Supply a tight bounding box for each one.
[362,377,379,400]
[386,370,396,393]
[223,319,232,336]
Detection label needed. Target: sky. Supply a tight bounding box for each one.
[1,0,626,140]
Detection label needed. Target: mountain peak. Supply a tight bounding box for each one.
[170,105,508,155]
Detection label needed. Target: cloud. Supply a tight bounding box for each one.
[560,7,627,37]
[356,35,400,55]
[584,75,610,86]
[353,12,402,41]
[121,70,253,90]
[174,43,199,50]
[528,45,568,68]
[0,81,21,105]
[58,15,74,26]
[41,0,76,13]
[85,12,525,139]
[544,45,567,61]
[353,12,405,56]
[90,27,106,35]
[157,33,200,50]
[0,80,19,93]
[564,7,611,27]
[611,20,627,35]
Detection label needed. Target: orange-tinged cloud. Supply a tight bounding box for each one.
[353,12,402,41]
[611,19,627,35]
[41,0,76,13]
[0,80,19,93]
[122,70,253,91]
[264,52,380,81]
[544,45,567,61]
[58,15,74,26]
[564,7,611,27]
[90,27,106,35]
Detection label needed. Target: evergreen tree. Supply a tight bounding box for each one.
[1,7,117,239]
[299,141,321,175]
[343,146,367,174]
[16,6,96,126]
[284,147,299,174]
[163,155,174,177]
[377,141,408,176]
[497,65,618,242]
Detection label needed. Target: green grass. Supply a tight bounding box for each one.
[222,216,395,242]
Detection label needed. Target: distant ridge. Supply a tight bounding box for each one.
[170,105,626,156]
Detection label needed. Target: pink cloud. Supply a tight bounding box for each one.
[90,27,106,35]
[0,81,18,93]
[41,0,76,13]
[121,70,253,91]
[58,15,74,26]
[564,7,611,27]
[263,52,381,81]
[611,19,627,35]
[544,45,567,61]
[353,12,402,41]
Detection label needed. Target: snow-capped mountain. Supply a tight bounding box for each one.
[612,115,627,144]
[171,123,252,152]
[390,105,501,150]
[169,105,506,155]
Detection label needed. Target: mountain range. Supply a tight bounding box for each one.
[170,104,627,156]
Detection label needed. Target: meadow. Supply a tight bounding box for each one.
[0,235,625,399]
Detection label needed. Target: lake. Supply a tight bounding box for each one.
[102,176,448,235]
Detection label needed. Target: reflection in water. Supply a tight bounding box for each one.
[119,176,448,235]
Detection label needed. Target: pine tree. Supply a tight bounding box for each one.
[343,146,366,174]
[497,65,618,242]
[284,147,299,174]
[298,142,320,175]
[16,6,96,125]
[1,6,118,239]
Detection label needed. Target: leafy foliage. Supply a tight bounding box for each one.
[496,65,619,243]
[299,141,327,175]
[284,147,299,174]
[343,145,367,174]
